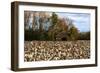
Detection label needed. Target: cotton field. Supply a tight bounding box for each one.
[24,40,90,62]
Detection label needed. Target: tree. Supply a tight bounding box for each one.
[78,31,90,40]
[24,12,80,41]
[48,12,59,40]
[51,12,58,26]
[85,31,90,40]
[24,11,32,30]
[67,25,79,41]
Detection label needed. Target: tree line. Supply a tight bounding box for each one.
[24,12,90,41]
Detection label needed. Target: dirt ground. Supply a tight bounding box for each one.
[24,40,90,62]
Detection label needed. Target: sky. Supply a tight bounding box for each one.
[56,12,90,32]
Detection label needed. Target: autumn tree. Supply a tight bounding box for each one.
[48,12,79,41]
